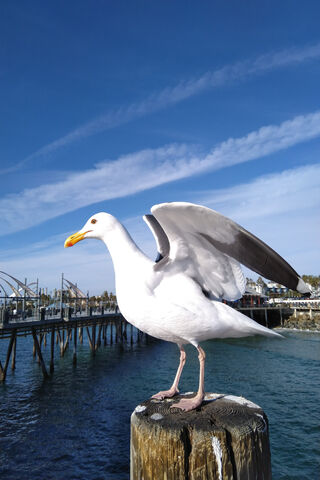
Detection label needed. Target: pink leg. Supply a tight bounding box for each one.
[171,346,206,412]
[152,345,186,400]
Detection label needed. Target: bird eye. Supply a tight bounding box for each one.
[91,219,97,224]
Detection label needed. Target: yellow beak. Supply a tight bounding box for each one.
[64,230,91,248]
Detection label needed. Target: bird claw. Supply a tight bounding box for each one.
[152,388,179,400]
[170,394,204,412]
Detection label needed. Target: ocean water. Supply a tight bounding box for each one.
[0,329,319,479]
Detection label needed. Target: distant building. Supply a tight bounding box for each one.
[265,281,289,296]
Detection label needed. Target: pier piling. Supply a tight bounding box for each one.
[11,335,17,370]
[0,330,17,381]
[50,327,55,374]
[131,393,272,480]
[73,324,77,365]
[32,329,49,379]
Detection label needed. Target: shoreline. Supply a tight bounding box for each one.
[281,312,320,332]
[276,327,320,334]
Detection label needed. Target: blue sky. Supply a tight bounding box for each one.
[1,1,320,295]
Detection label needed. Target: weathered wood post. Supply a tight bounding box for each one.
[123,321,128,341]
[96,324,102,350]
[103,324,107,346]
[79,327,83,344]
[11,335,17,370]
[110,323,113,344]
[73,324,77,365]
[31,329,49,379]
[86,327,94,351]
[50,327,55,374]
[92,325,96,354]
[60,330,65,356]
[131,393,272,480]
[115,323,119,343]
[37,334,44,364]
[0,330,17,381]
[62,329,70,356]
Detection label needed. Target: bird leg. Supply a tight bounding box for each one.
[171,346,206,412]
[152,345,186,400]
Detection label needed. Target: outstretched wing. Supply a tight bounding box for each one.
[147,202,310,301]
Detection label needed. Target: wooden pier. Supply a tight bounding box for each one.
[237,304,320,329]
[0,312,143,382]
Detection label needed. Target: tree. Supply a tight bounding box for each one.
[101,291,110,301]
[302,275,320,289]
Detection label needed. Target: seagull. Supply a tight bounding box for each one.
[64,202,310,411]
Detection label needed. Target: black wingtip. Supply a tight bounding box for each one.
[155,252,163,263]
[301,291,312,298]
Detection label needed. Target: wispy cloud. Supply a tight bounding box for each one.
[201,163,320,221]
[1,163,318,293]
[4,42,320,174]
[1,110,320,235]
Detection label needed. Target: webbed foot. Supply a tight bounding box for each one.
[170,393,204,412]
[152,387,179,400]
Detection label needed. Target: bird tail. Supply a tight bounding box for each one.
[218,302,284,338]
[236,309,284,338]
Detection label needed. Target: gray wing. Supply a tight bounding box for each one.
[143,214,170,263]
[150,202,310,298]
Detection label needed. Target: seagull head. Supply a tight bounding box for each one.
[64,212,117,248]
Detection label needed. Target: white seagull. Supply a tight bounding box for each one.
[64,202,310,411]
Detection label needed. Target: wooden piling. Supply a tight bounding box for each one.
[131,393,272,480]
[280,307,283,326]
[37,334,44,364]
[73,324,77,365]
[92,325,96,354]
[123,322,128,341]
[50,327,55,374]
[120,321,124,341]
[96,324,102,350]
[103,324,107,346]
[60,330,65,356]
[31,329,49,378]
[86,327,94,351]
[115,323,119,343]
[11,335,17,370]
[0,330,17,381]
[62,330,70,356]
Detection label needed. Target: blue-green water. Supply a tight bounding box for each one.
[0,329,319,479]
